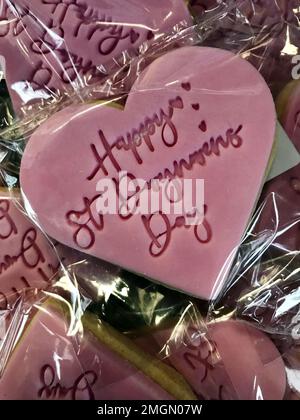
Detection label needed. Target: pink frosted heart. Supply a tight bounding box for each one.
[0,304,173,400]
[0,0,191,111]
[154,320,287,400]
[20,46,276,300]
[0,192,59,310]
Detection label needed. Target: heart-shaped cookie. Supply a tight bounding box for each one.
[0,0,191,111]
[20,46,276,300]
[0,301,195,400]
[0,190,59,310]
[154,320,287,400]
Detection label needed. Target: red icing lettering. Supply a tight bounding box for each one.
[87,97,183,180]
[0,200,17,239]
[38,364,97,400]
[142,206,212,257]
[66,195,104,249]
[66,89,243,258]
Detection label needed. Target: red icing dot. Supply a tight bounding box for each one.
[199,121,207,132]
[181,82,191,91]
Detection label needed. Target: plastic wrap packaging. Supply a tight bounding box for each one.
[0,0,192,116]
[0,0,299,401]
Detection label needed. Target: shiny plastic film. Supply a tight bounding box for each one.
[0,0,192,116]
[0,0,299,401]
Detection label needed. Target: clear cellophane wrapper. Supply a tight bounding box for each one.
[0,0,299,400]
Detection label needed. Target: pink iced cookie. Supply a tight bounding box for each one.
[0,0,191,111]
[0,192,59,309]
[154,320,287,400]
[257,81,300,250]
[20,46,276,300]
[0,304,174,400]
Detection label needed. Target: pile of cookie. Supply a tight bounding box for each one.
[0,0,299,400]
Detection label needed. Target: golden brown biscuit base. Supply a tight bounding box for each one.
[87,98,125,110]
[276,79,300,122]
[83,311,197,400]
[0,187,20,195]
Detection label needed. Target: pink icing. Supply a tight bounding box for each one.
[20,46,276,300]
[0,192,59,310]
[0,0,191,111]
[154,320,287,400]
[0,305,173,400]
